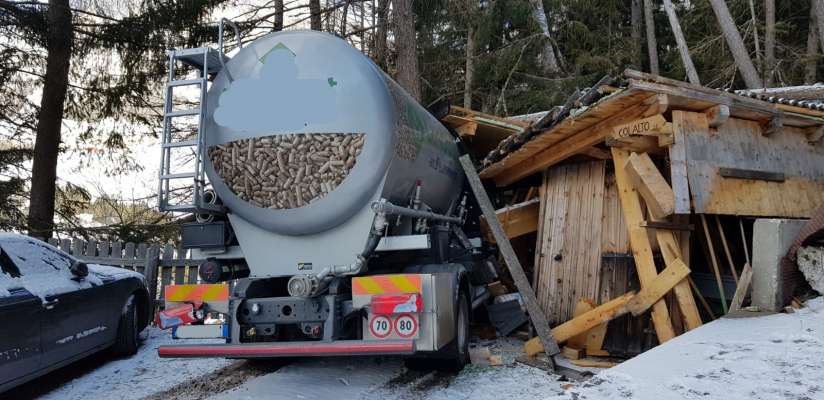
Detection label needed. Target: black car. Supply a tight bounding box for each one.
[0,234,150,393]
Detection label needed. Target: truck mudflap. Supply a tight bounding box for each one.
[157,340,415,358]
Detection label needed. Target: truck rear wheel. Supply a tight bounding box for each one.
[404,292,469,372]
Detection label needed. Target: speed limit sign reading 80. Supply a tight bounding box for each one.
[394,314,418,338]
[369,315,392,338]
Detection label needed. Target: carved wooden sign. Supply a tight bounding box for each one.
[612,114,668,139]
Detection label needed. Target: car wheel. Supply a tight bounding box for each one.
[112,295,139,356]
[403,292,469,372]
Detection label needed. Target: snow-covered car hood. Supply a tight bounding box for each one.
[0,264,143,301]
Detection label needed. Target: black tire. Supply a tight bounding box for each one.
[112,295,139,356]
[403,292,470,372]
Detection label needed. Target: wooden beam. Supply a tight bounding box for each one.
[700,214,728,314]
[626,258,691,316]
[729,263,753,312]
[705,104,731,128]
[567,299,596,349]
[670,111,699,214]
[460,155,561,362]
[624,152,676,219]
[524,292,636,356]
[567,298,609,357]
[561,346,584,360]
[489,101,652,187]
[455,120,478,137]
[806,125,824,143]
[641,221,694,231]
[480,199,540,242]
[606,135,661,153]
[651,215,704,331]
[611,147,676,342]
[714,215,739,284]
[762,114,783,136]
[642,94,670,117]
[612,114,668,139]
[579,146,611,160]
[570,359,618,368]
[450,105,530,128]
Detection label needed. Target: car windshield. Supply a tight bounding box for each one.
[0,238,73,275]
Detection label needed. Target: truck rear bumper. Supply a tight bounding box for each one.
[157,340,415,358]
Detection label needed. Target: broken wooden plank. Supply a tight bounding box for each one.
[561,346,584,360]
[567,299,596,349]
[567,298,610,357]
[460,155,561,361]
[480,199,540,242]
[626,258,691,316]
[729,263,753,312]
[455,120,478,137]
[612,147,676,342]
[624,152,676,219]
[525,291,636,356]
[570,359,618,368]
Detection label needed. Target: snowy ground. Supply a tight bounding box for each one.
[1,328,233,400]
[9,297,824,400]
[553,297,824,400]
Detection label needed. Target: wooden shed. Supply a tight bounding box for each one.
[459,69,824,357]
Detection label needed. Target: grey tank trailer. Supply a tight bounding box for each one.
[156,22,498,369]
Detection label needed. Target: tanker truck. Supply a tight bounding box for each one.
[155,20,497,369]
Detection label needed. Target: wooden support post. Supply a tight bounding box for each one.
[729,263,753,312]
[739,218,750,266]
[459,155,561,362]
[624,152,675,219]
[700,214,728,314]
[651,219,704,331]
[611,148,676,343]
[689,276,717,320]
[670,111,702,214]
[567,299,609,357]
[524,292,636,356]
[626,258,691,316]
[715,215,739,283]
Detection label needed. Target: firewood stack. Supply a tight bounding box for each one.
[208,133,365,209]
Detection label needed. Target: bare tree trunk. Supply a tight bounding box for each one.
[807,5,819,84]
[309,0,322,30]
[708,0,762,88]
[644,0,660,75]
[340,0,350,36]
[662,0,700,84]
[374,0,389,69]
[748,0,762,67]
[631,0,643,69]
[464,8,476,109]
[394,0,420,100]
[528,0,561,75]
[28,0,72,238]
[813,1,824,55]
[764,0,775,85]
[273,0,284,31]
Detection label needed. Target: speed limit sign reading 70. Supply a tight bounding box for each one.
[369,315,392,338]
[394,314,418,338]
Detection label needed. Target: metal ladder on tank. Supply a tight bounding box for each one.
[158,18,241,214]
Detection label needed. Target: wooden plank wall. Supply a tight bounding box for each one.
[535,160,620,324]
[685,116,824,217]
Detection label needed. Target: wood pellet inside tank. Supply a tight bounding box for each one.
[208,133,365,209]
